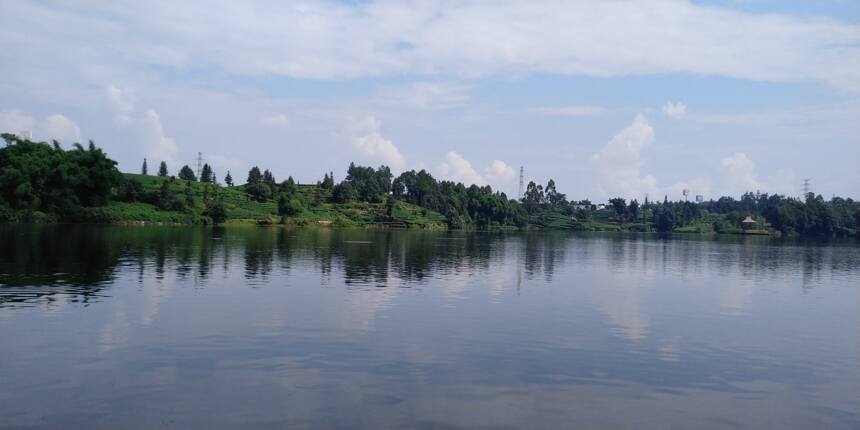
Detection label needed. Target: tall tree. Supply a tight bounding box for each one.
[609,197,627,222]
[141,158,148,175]
[522,181,544,213]
[224,171,233,187]
[245,166,270,202]
[200,163,213,183]
[247,166,262,185]
[321,173,334,189]
[628,199,640,222]
[158,161,168,177]
[178,165,197,181]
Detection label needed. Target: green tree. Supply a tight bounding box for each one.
[178,165,196,181]
[204,195,227,223]
[609,197,627,222]
[628,199,640,222]
[279,176,297,195]
[224,171,233,187]
[141,158,148,175]
[158,161,168,177]
[386,196,397,217]
[277,193,303,217]
[522,181,544,213]
[655,207,676,232]
[245,166,270,202]
[0,135,121,214]
[545,179,566,206]
[183,180,195,210]
[321,173,334,189]
[200,163,213,183]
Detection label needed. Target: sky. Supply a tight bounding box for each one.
[1,0,858,201]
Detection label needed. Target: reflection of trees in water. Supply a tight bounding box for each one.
[243,228,276,280]
[1,226,854,309]
[521,232,568,281]
[0,225,121,306]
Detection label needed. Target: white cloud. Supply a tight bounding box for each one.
[0,110,36,136]
[348,115,406,169]
[592,114,659,199]
[436,154,517,191]
[530,105,608,117]
[40,115,81,143]
[106,84,135,125]
[0,110,81,143]
[484,160,515,183]
[105,85,179,166]
[720,152,796,197]
[2,2,857,90]
[662,101,687,119]
[377,82,470,110]
[142,109,179,168]
[721,152,759,192]
[261,114,289,126]
[437,151,487,186]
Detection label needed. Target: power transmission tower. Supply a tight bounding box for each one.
[196,152,203,178]
[518,166,524,199]
[802,178,811,199]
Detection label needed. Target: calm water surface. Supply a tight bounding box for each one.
[0,225,857,429]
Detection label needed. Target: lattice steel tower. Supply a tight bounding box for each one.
[518,166,524,200]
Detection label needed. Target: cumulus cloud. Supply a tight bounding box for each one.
[105,85,178,166]
[662,101,687,119]
[434,153,515,191]
[720,152,796,197]
[142,109,179,168]
[437,151,487,186]
[0,110,81,143]
[530,105,607,117]
[348,115,406,169]
[483,160,516,183]
[592,114,659,199]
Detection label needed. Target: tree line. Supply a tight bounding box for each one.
[2,133,858,236]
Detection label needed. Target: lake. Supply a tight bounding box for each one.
[0,225,857,429]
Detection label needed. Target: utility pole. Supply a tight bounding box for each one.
[518,166,524,200]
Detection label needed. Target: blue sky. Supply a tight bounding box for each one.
[1,0,858,200]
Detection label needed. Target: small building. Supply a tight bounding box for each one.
[741,216,757,230]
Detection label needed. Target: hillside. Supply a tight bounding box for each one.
[76,173,447,228]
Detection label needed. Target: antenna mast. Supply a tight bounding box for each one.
[196,152,203,178]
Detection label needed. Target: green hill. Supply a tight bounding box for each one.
[75,173,447,228]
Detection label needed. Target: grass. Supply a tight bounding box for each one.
[90,174,448,228]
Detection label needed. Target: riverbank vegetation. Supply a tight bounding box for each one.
[1,134,858,237]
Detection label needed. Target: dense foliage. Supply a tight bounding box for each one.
[700,192,859,237]
[392,169,527,228]
[0,134,121,217]
[1,134,857,236]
